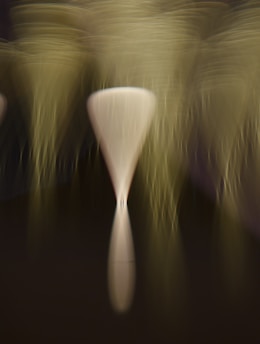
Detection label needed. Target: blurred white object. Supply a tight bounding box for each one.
[87,87,156,312]
[88,87,156,202]
[108,203,135,313]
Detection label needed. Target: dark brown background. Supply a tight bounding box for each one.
[0,1,259,343]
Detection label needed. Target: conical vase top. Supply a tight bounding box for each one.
[87,87,156,201]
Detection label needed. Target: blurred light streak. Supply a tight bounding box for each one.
[0,93,6,124]
[12,3,86,190]
[195,1,260,295]
[11,2,88,248]
[108,203,135,313]
[87,86,155,312]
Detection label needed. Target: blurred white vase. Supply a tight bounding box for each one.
[87,87,156,312]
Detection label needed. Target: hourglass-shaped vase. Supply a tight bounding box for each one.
[87,87,156,312]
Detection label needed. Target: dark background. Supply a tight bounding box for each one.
[0,1,259,343]
[0,157,259,343]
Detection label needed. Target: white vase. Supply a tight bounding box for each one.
[87,86,156,312]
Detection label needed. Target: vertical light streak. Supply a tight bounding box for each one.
[0,94,6,123]
[197,2,260,294]
[11,3,87,248]
[87,86,155,312]
[108,203,135,313]
[12,4,85,190]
